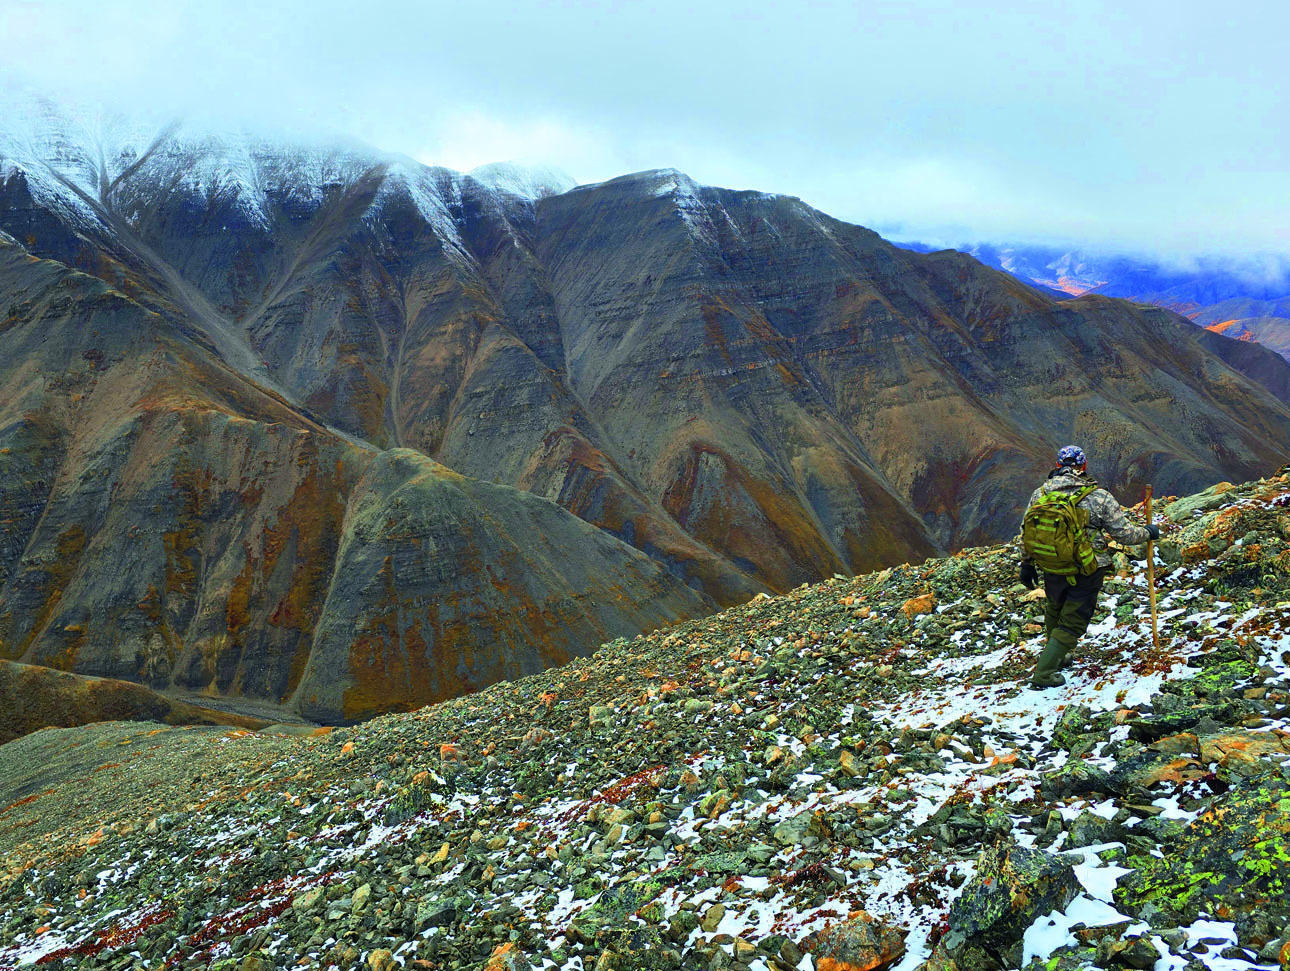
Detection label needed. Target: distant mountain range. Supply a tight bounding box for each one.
[5,94,1290,723]
[897,239,1290,361]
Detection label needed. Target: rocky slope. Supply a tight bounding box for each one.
[7,98,1290,722]
[2,472,1289,971]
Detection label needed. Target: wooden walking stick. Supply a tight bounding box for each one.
[1145,485,1159,649]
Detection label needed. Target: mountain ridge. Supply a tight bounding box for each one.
[0,233,712,724]
[894,238,1290,369]
[6,99,1290,724]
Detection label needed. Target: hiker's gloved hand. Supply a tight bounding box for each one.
[1018,560,1040,589]
[1145,525,1160,541]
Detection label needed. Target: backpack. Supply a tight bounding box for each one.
[1022,484,1099,578]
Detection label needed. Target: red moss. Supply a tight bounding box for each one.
[174,874,334,966]
[595,765,666,805]
[2,790,52,816]
[36,906,173,965]
[771,861,832,889]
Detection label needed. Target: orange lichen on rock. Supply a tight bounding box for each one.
[901,593,936,619]
[484,942,529,971]
[1199,731,1290,768]
[809,910,908,971]
[1137,757,1209,788]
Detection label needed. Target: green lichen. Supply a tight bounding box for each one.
[1160,659,1258,698]
[1116,772,1290,924]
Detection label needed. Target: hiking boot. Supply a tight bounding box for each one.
[1030,672,1067,689]
[1032,634,1069,686]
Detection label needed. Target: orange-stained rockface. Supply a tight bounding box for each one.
[0,241,709,725]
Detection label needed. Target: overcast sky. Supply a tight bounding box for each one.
[2,0,1287,256]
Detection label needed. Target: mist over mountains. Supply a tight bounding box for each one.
[4,99,1290,723]
[896,239,1290,361]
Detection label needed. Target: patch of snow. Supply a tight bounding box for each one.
[914,642,1015,676]
[1071,854,1133,902]
[1152,795,1203,823]
[1179,918,1279,971]
[1022,894,1147,965]
[0,928,75,966]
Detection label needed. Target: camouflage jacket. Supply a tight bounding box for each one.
[1021,468,1152,569]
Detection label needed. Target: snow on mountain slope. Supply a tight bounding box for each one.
[469,161,576,201]
[0,92,117,228]
[0,89,573,246]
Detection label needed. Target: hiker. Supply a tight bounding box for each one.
[1018,445,1158,688]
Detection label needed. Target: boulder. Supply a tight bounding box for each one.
[416,898,458,929]
[1145,733,1199,756]
[937,844,1079,971]
[1163,488,1230,523]
[1052,705,1095,752]
[1108,750,1208,792]
[484,943,533,971]
[1066,811,1125,850]
[291,886,326,915]
[351,882,372,915]
[1199,731,1290,779]
[773,810,828,846]
[901,593,936,619]
[1094,935,1160,969]
[1041,759,1113,799]
[805,910,907,971]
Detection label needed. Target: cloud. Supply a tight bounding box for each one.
[1,0,1288,258]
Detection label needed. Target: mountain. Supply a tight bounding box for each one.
[901,239,1290,364]
[468,161,577,199]
[6,97,1290,725]
[2,473,1288,970]
[0,234,710,725]
[1192,300,1290,362]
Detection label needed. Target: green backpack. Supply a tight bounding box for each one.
[1022,485,1099,578]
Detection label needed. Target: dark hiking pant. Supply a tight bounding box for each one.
[1043,566,1109,649]
[1034,567,1109,680]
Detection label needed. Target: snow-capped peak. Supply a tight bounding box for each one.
[467,161,576,201]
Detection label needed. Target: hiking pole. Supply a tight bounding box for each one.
[1145,485,1159,649]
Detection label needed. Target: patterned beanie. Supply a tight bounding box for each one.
[1057,445,1086,467]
